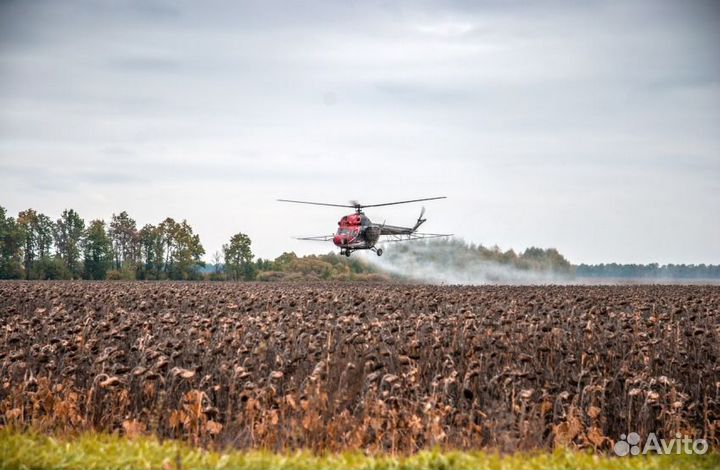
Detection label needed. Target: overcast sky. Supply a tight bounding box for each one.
[1,0,719,264]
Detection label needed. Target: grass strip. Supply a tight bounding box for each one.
[1,430,718,470]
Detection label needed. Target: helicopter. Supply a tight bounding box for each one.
[278,197,451,256]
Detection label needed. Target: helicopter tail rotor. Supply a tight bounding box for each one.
[413,206,427,231]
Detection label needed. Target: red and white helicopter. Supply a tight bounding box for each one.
[278,197,451,256]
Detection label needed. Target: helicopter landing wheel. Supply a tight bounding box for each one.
[344,251,351,257]
[376,248,383,256]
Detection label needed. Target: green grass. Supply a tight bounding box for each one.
[0,430,717,470]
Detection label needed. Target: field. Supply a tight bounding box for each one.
[1,282,718,465]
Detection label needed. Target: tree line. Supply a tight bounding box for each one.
[0,206,207,280]
[576,263,720,279]
[0,205,378,282]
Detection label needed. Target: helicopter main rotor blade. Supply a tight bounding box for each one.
[277,199,355,208]
[278,196,446,210]
[360,196,446,208]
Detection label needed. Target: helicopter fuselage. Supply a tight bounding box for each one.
[333,211,421,256]
[333,212,381,254]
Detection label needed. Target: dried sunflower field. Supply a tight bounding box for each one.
[1,281,718,457]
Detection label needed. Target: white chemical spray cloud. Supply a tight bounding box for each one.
[366,238,575,285]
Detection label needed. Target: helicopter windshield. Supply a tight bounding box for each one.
[336,228,357,236]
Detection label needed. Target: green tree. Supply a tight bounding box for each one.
[83,219,113,280]
[31,256,69,280]
[171,220,205,279]
[272,252,298,271]
[223,232,254,280]
[138,224,164,279]
[156,218,205,279]
[17,209,42,279]
[17,209,37,278]
[109,211,139,272]
[55,209,85,278]
[0,206,23,279]
[35,214,55,260]
[16,209,62,279]
[158,217,179,276]
[255,257,273,271]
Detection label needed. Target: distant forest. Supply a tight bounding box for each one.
[576,263,720,279]
[2,205,718,281]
